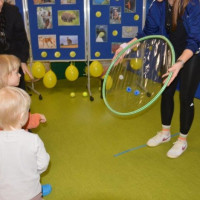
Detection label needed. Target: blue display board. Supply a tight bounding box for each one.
[89,0,144,60]
[14,0,23,16]
[26,0,86,61]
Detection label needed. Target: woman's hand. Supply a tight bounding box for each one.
[112,44,128,66]
[162,61,184,86]
[21,62,34,80]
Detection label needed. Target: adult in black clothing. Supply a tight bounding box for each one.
[0,0,33,90]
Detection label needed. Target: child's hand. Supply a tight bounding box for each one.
[39,114,47,123]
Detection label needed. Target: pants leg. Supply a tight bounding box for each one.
[179,55,200,134]
[18,67,26,91]
[161,74,179,126]
[31,193,43,200]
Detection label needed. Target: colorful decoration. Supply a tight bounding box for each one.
[43,70,57,88]
[65,64,79,81]
[32,61,46,79]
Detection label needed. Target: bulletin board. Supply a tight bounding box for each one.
[25,0,87,61]
[89,0,145,60]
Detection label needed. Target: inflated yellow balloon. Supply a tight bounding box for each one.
[89,61,103,77]
[102,75,113,90]
[65,64,79,81]
[24,65,32,82]
[31,61,46,79]
[43,70,57,88]
[130,58,143,70]
[84,66,88,75]
[132,46,138,51]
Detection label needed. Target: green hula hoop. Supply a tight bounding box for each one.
[102,35,175,116]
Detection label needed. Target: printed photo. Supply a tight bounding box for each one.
[38,35,56,49]
[93,0,110,5]
[122,26,138,38]
[33,0,55,5]
[5,0,15,5]
[37,7,53,29]
[58,10,80,26]
[61,0,76,4]
[96,25,108,42]
[60,35,78,48]
[111,42,121,54]
[124,0,136,13]
[110,6,121,24]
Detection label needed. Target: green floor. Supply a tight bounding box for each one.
[28,77,200,200]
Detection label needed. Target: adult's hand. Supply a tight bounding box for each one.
[162,61,183,86]
[21,62,34,80]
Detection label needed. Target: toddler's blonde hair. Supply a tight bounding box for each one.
[0,86,31,129]
[0,54,20,89]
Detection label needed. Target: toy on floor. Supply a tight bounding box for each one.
[70,92,76,97]
[42,184,52,197]
[82,91,88,97]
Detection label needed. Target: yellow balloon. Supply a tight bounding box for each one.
[43,70,57,88]
[24,65,32,82]
[89,61,103,77]
[102,75,113,90]
[65,64,79,81]
[31,61,46,79]
[130,58,143,70]
[84,66,88,75]
[132,46,138,51]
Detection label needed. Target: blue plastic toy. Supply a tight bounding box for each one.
[42,184,52,197]
[126,87,132,92]
[134,90,140,96]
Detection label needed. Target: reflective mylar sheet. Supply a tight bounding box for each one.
[103,36,174,115]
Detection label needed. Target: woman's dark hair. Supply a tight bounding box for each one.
[172,0,189,31]
[0,4,9,52]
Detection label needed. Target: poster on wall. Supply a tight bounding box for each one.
[93,0,110,5]
[89,0,144,60]
[124,0,136,13]
[33,0,55,5]
[59,35,78,48]
[61,0,76,4]
[5,0,15,5]
[26,0,86,61]
[37,7,53,29]
[58,10,80,26]
[96,25,108,42]
[109,6,121,24]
